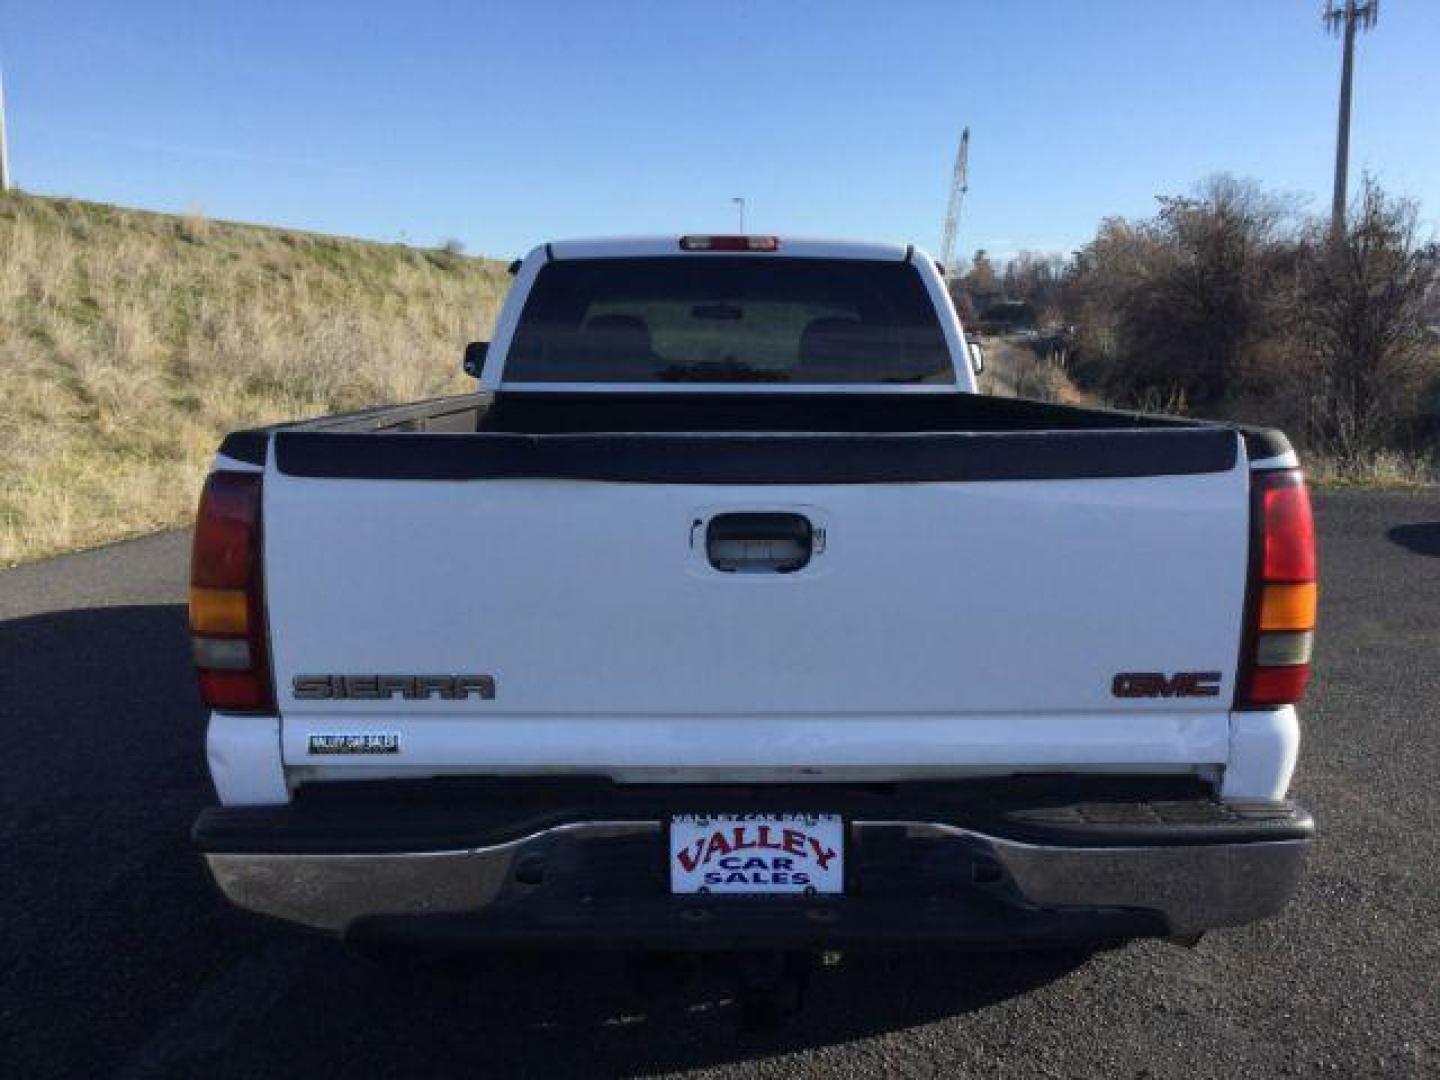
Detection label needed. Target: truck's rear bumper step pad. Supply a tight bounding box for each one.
[197,787,1311,941]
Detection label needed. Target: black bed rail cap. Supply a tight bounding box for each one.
[218,430,268,466]
[273,427,1239,484]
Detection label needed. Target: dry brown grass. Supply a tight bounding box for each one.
[979,339,1096,406]
[1304,451,1437,489]
[0,190,509,565]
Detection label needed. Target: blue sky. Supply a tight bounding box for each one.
[1,1,1436,262]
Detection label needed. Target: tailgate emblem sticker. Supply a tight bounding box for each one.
[1112,671,1222,698]
[292,674,496,701]
[307,733,400,755]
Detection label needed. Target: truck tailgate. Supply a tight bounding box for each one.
[262,429,1250,783]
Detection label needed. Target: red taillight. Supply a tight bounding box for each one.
[679,235,780,252]
[1238,470,1317,708]
[1245,665,1312,706]
[189,471,274,713]
[1261,474,1317,580]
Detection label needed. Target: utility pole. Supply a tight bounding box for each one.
[1324,0,1379,236]
[0,64,12,192]
[731,196,746,232]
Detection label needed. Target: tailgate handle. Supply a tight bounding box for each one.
[705,513,813,573]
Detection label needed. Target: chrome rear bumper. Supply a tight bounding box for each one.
[203,818,1309,942]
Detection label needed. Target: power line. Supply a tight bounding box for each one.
[1324,1,1379,236]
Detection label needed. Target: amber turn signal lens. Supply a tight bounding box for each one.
[189,586,249,635]
[1258,582,1317,631]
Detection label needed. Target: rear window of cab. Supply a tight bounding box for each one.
[504,257,954,385]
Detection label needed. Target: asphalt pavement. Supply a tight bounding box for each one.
[2,490,1438,1078]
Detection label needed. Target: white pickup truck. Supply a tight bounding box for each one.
[191,235,1315,957]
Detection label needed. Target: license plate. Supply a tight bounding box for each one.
[669,813,844,895]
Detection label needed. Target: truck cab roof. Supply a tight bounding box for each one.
[539,236,917,263]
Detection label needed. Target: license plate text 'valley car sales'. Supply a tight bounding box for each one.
[669,813,844,895]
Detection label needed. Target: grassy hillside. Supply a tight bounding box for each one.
[0,191,510,565]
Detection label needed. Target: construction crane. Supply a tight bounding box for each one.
[938,127,969,280]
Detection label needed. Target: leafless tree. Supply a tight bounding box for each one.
[1001,251,1067,324]
[1066,175,1296,412]
[964,249,998,296]
[1288,178,1440,457]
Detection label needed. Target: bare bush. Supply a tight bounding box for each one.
[179,205,211,243]
[1062,174,1439,480]
[1285,179,1440,459]
[1069,175,1297,412]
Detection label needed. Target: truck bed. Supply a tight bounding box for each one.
[219,391,1290,485]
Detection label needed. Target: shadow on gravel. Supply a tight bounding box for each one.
[1386,522,1440,557]
[0,603,1087,1079]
